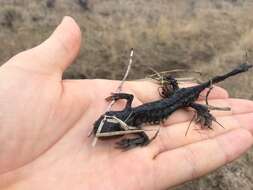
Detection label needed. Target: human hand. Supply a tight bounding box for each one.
[0,17,252,190]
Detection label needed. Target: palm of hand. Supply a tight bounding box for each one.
[0,17,252,190]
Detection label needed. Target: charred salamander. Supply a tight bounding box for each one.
[92,63,252,149]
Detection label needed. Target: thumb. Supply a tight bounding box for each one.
[7,16,81,76]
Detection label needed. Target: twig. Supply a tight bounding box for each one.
[117,48,134,92]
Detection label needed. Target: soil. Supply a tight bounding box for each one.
[0,0,252,189]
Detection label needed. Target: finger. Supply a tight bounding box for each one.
[153,129,252,189]
[150,112,253,155]
[127,81,228,103]
[164,98,253,126]
[8,16,81,75]
[235,113,253,133]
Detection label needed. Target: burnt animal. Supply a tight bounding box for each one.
[92,63,252,149]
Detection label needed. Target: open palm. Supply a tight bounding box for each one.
[0,17,252,190]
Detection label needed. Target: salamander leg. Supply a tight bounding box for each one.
[190,103,224,130]
[115,132,150,150]
[159,76,179,98]
[105,93,134,109]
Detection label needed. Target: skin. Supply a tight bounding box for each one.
[0,16,252,190]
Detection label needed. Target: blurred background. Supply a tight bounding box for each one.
[0,0,253,189]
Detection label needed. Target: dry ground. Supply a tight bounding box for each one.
[0,0,253,189]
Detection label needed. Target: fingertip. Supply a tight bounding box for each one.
[49,16,82,70]
[7,16,82,76]
[30,16,82,74]
[58,16,82,48]
[213,86,229,98]
[229,99,253,113]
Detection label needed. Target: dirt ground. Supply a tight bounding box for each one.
[0,0,253,189]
